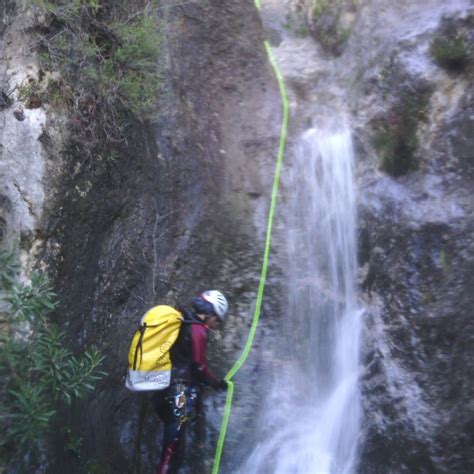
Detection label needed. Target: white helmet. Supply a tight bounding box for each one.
[201,290,228,320]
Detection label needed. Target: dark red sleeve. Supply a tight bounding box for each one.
[191,324,218,386]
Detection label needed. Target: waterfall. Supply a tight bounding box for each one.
[240,128,362,473]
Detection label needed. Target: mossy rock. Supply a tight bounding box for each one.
[430,16,473,72]
[372,67,433,177]
[297,0,359,56]
[374,127,419,177]
[431,35,471,71]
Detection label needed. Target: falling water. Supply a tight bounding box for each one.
[240,128,362,473]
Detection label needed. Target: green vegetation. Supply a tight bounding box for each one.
[284,5,309,38]
[18,79,44,108]
[310,0,357,56]
[282,0,357,52]
[430,34,471,71]
[429,16,473,72]
[32,0,161,157]
[373,76,432,177]
[312,0,332,18]
[17,75,66,109]
[0,249,105,466]
[375,127,418,177]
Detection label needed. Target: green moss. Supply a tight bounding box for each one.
[338,26,352,44]
[85,461,108,474]
[430,34,471,71]
[429,16,473,72]
[312,0,331,18]
[283,5,310,37]
[33,0,100,17]
[17,79,43,108]
[96,149,120,162]
[18,75,73,110]
[373,83,432,177]
[375,128,419,176]
[46,78,66,106]
[31,0,56,13]
[309,0,356,56]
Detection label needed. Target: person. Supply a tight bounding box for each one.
[152,290,229,474]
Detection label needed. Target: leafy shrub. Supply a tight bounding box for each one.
[34,0,161,157]
[0,250,106,465]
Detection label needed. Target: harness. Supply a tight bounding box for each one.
[166,382,198,427]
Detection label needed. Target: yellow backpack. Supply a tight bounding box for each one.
[125,305,183,391]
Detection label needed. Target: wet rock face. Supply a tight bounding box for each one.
[35,0,280,472]
[359,213,474,472]
[444,84,474,178]
[355,9,474,472]
[3,0,473,472]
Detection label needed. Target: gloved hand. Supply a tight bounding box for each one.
[215,378,228,391]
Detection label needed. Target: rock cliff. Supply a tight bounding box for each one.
[1,0,473,472]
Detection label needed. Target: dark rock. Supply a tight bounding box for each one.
[446,85,474,178]
[0,90,12,109]
[13,107,25,121]
[358,175,474,472]
[24,94,42,109]
[38,1,280,472]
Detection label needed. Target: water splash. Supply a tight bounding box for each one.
[240,129,362,473]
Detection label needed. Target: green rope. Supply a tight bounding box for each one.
[211,4,289,472]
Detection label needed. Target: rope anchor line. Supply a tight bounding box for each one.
[211,3,289,472]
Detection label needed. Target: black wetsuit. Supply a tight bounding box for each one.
[152,309,221,474]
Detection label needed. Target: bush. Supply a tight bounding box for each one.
[0,249,106,466]
[34,0,161,157]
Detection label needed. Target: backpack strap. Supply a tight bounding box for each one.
[132,324,146,371]
[132,321,167,370]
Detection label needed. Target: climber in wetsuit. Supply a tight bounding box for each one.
[152,290,228,474]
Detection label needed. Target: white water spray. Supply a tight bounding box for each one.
[240,129,362,473]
